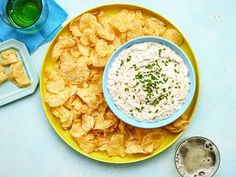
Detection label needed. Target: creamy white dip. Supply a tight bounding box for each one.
[108,42,190,122]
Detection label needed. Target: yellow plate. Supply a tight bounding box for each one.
[40,4,200,164]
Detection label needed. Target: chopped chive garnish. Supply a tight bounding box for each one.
[120,60,124,66]
[126,55,132,62]
[124,88,129,91]
[158,49,162,56]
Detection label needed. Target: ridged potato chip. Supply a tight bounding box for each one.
[45,70,65,93]
[164,114,189,133]
[125,140,146,154]
[9,61,31,87]
[51,106,71,123]
[44,87,70,107]
[127,19,144,40]
[163,28,184,45]
[62,113,73,130]
[97,11,109,26]
[69,18,81,37]
[75,38,91,57]
[78,133,97,153]
[81,114,95,132]
[59,52,90,85]
[0,64,8,84]
[96,135,109,151]
[80,28,97,47]
[77,86,103,109]
[95,23,115,41]
[79,13,97,32]
[0,48,18,66]
[70,119,86,138]
[143,17,167,36]
[52,37,76,60]
[107,133,126,157]
[110,9,135,33]
[90,50,107,67]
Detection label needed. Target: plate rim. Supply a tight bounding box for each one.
[39,3,200,164]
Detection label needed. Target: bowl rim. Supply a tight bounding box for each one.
[104,36,196,128]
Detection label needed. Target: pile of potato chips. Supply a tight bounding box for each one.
[0,48,31,87]
[44,9,189,157]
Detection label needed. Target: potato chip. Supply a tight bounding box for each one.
[143,17,167,36]
[9,61,31,87]
[181,113,188,120]
[118,32,127,44]
[62,113,73,130]
[69,17,82,37]
[127,19,144,40]
[76,55,91,66]
[107,133,126,157]
[0,48,18,66]
[164,114,189,133]
[95,24,115,41]
[71,96,83,111]
[111,36,122,50]
[110,9,135,33]
[104,110,118,131]
[135,10,146,27]
[142,131,165,153]
[93,112,107,130]
[78,133,97,153]
[51,106,71,123]
[162,28,184,45]
[97,11,109,26]
[95,39,110,58]
[64,95,76,110]
[96,135,109,151]
[89,68,103,84]
[80,104,94,115]
[77,85,103,108]
[89,50,107,67]
[70,120,86,138]
[97,101,108,114]
[79,13,98,32]
[0,64,8,84]
[118,121,126,134]
[69,47,81,58]
[52,36,76,60]
[44,87,70,107]
[60,62,90,85]
[45,70,65,93]
[76,39,91,57]
[59,51,75,70]
[80,28,97,47]
[125,140,146,154]
[134,127,152,143]
[81,114,95,132]
[69,85,78,97]
[90,83,103,94]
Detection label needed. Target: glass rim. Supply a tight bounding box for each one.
[174,136,221,177]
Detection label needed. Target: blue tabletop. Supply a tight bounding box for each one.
[0,0,235,176]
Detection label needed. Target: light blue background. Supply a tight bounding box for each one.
[0,0,235,176]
